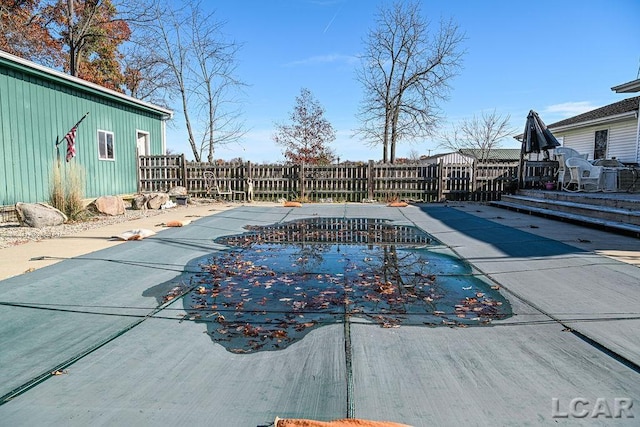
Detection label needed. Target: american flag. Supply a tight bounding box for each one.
[65,126,77,162]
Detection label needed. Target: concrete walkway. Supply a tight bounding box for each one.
[0,201,248,281]
[0,203,638,426]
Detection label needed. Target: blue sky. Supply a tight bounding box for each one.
[165,0,640,163]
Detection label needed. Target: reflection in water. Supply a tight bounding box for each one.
[182,218,511,353]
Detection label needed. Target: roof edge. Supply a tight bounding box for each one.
[0,50,173,118]
[611,78,640,93]
[549,111,637,132]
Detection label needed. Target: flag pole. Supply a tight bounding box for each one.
[71,111,90,130]
[55,112,90,163]
[56,135,61,168]
[56,112,90,148]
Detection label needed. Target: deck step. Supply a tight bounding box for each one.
[499,194,640,226]
[517,189,640,211]
[490,200,640,237]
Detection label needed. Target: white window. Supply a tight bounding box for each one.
[98,130,115,160]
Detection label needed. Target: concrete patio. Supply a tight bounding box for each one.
[1,203,639,426]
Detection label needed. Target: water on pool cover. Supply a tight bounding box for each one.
[182,218,512,353]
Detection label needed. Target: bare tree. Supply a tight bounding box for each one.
[120,42,173,106]
[273,88,336,165]
[407,149,422,163]
[131,0,246,162]
[355,1,465,163]
[439,110,516,161]
[112,0,173,104]
[149,3,201,160]
[188,4,246,162]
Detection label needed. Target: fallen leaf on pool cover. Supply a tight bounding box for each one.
[272,330,288,339]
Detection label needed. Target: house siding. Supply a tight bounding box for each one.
[552,118,639,163]
[0,54,169,206]
[636,115,640,164]
[435,152,474,164]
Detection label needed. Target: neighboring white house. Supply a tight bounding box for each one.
[421,148,522,165]
[547,79,640,165]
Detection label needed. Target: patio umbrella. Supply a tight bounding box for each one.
[522,110,560,154]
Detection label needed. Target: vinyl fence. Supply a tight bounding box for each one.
[137,155,541,203]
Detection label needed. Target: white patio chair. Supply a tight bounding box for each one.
[555,153,571,190]
[555,147,589,160]
[554,147,589,190]
[565,157,602,192]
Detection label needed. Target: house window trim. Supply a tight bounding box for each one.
[594,128,608,160]
[98,129,115,161]
[136,129,151,156]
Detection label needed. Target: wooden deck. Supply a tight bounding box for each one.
[492,189,640,237]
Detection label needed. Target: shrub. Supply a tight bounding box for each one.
[49,162,86,221]
[50,163,66,214]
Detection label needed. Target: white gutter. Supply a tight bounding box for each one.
[636,105,640,164]
[549,111,637,132]
[611,79,640,93]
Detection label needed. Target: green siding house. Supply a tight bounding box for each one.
[0,50,172,207]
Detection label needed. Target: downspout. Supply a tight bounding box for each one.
[161,113,172,155]
[635,108,640,164]
[161,120,166,155]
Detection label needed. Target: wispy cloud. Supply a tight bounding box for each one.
[284,54,358,67]
[544,101,600,118]
[323,1,344,33]
[308,0,343,6]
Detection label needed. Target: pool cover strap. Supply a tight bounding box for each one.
[275,418,411,427]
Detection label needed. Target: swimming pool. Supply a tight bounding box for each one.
[181,217,511,353]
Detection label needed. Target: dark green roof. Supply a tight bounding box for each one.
[458,148,521,161]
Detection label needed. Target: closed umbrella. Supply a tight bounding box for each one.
[517,110,561,188]
[522,110,560,154]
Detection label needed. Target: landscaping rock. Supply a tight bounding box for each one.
[168,186,188,196]
[147,193,170,210]
[91,196,125,216]
[15,202,67,228]
[131,194,149,210]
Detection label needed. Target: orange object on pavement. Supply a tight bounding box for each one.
[275,417,412,427]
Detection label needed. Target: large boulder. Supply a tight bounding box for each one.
[168,186,188,196]
[131,194,149,210]
[15,202,67,228]
[147,193,170,210]
[91,196,125,216]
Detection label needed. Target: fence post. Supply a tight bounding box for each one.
[180,154,187,188]
[437,162,443,201]
[300,163,305,200]
[136,149,141,193]
[471,160,477,201]
[367,160,374,200]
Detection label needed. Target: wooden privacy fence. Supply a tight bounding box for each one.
[138,155,544,202]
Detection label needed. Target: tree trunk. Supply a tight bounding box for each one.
[207,95,215,163]
[67,0,77,76]
[181,86,200,162]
